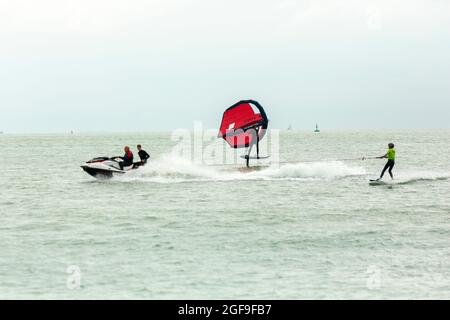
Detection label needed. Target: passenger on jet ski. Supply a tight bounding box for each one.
[133,144,150,168]
[119,146,134,170]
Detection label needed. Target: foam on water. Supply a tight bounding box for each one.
[117,155,366,183]
[254,161,366,180]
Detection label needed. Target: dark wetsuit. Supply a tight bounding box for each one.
[133,149,150,168]
[380,148,395,179]
[120,150,134,170]
[138,150,150,163]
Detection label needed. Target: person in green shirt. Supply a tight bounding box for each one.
[377,143,396,180]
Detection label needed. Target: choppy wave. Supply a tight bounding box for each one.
[116,155,366,183]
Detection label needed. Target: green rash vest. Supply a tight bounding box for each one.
[387,148,396,161]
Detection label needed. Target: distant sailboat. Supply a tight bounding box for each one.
[287,124,292,131]
[314,123,320,133]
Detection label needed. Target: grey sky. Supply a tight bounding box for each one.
[1,0,449,132]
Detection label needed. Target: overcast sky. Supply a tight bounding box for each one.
[1,0,449,132]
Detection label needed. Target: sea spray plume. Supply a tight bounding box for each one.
[120,154,223,182]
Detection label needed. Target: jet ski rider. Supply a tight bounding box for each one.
[133,144,150,168]
[119,146,134,170]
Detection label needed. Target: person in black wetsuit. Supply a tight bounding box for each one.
[133,144,150,168]
[119,146,134,170]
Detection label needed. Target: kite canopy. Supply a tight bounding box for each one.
[218,100,269,148]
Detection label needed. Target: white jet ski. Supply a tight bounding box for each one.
[81,156,137,179]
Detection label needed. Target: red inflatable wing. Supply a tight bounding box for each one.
[218,100,269,149]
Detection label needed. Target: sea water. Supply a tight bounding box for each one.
[0,130,449,299]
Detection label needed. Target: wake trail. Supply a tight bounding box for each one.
[369,171,450,186]
[116,154,367,183]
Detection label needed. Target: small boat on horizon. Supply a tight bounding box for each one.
[314,123,320,133]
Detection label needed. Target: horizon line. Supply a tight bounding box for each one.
[1,127,450,135]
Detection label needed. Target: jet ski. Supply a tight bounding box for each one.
[81,156,137,179]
